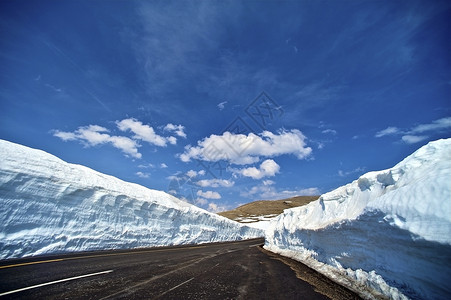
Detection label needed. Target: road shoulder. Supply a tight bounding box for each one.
[259,246,361,300]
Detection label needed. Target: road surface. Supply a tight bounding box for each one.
[0,238,360,299]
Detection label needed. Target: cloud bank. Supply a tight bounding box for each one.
[53,125,141,158]
[375,117,451,144]
[53,118,184,159]
[180,129,311,165]
[233,159,280,180]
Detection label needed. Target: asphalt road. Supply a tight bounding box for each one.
[0,238,360,299]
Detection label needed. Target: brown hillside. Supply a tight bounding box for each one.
[218,195,319,221]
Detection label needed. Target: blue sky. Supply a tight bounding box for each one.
[1,0,450,212]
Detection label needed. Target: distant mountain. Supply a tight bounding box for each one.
[0,139,262,259]
[218,196,319,223]
[265,139,451,300]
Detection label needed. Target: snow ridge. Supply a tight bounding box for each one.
[0,139,262,259]
[265,139,451,300]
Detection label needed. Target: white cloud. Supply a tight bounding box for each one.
[54,118,185,158]
[186,169,205,178]
[166,174,179,181]
[322,129,337,135]
[196,190,221,199]
[160,163,168,168]
[409,117,451,134]
[375,117,451,143]
[136,171,150,178]
[278,188,320,198]
[109,136,142,158]
[217,101,227,110]
[207,202,227,213]
[138,163,155,169]
[76,125,111,145]
[179,129,311,165]
[194,197,208,206]
[241,184,320,200]
[401,135,428,144]
[53,125,141,159]
[375,126,401,138]
[117,118,168,147]
[186,170,197,178]
[53,131,77,141]
[234,159,280,180]
[263,180,275,186]
[167,136,177,145]
[195,179,234,188]
[164,123,187,138]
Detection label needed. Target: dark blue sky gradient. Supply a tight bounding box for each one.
[1,0,450,211]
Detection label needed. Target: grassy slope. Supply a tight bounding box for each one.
[218,195,319,222]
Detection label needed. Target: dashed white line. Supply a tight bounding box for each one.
[0,270,113,297]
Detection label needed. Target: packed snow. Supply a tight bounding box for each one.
[265,139,451,300]
[0,139,263,259]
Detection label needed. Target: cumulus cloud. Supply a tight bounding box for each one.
[167,136,177,145]
[160,163,168,168]
[196,190,221,199]
[136,171,150,178]
[375,117,451,143]
[207,203,227,213]
[234,159,280,180]
[164,123,187,138]
[117,118,168,147]
[195,179,235,188]
[179,129,311,165]
[186,170,197,178]
[54,118,185,159]
[194,197,208,206]
[53,125,141,158]
[186,169,205,178]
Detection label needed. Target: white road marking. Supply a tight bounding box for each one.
[0,270,113,297]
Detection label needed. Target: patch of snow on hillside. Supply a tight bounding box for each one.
[0,139,263,259]
[236,214,279,231]
[265,139,451,300]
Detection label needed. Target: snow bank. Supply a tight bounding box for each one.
[265,139,451,300]
[0,139,262,259]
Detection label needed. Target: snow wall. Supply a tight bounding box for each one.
[0,139,263,259]
[265,139,451,300]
